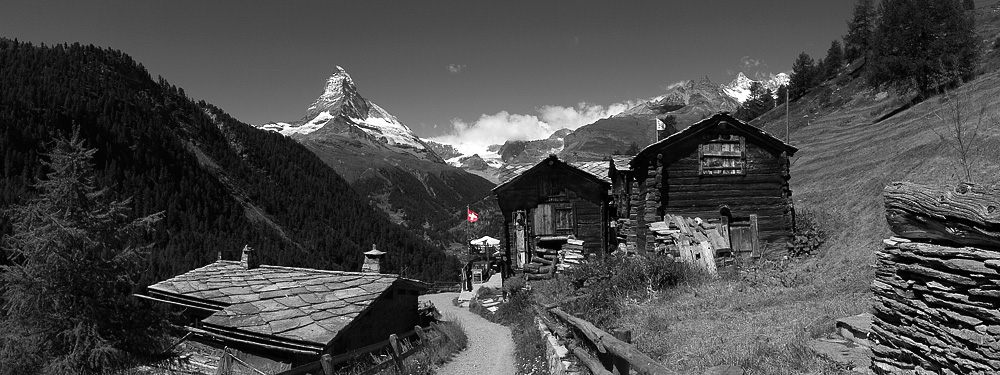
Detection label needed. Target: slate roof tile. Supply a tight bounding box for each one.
[146,260,419,348]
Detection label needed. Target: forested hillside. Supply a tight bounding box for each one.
[0,39,460,284]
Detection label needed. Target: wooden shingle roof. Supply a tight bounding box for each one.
[146,261,419,353]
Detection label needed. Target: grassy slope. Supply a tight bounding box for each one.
[611,11,1000,374]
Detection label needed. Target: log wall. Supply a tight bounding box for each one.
[871,237,1000,374]
[627,134,793,256]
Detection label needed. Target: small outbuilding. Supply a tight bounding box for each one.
[142,246,427,365]
[624,112,797,258]
[493,155,613,268]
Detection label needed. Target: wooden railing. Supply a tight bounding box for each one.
[538,303,677,375]
[275,323,447,375]
[424,281,462,294]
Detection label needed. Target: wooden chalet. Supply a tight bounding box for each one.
[142,246,427,365]
[623,112,798,259]
[493,155,613,269]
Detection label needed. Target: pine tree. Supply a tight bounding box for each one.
[868,0,977,95]
[789,52,818,100]
[735,81,776,121]
[0,130,168,374]
[824,40,845,79]
[844,0,877,63]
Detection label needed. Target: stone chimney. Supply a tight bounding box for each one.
[362,244,386,273]
[240,244,259,270]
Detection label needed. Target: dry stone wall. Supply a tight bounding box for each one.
[871,237,1000,374]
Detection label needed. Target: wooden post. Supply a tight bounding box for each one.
[749,214,759,257]
[214,347,233,375]
[414,325,427,343]
[611,329,632,375]
[320,354,334,375]
[388,334,405,375]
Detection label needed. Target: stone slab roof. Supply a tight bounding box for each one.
[497,159,612,186]
[147,261,411,351]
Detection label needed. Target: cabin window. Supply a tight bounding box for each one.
[699,135,745,175]
[555,207,574,231]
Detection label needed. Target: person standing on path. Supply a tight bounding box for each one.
[421,293,516,375]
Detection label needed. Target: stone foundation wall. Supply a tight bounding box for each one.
[535,317,582,375]
[871,237,1000,374]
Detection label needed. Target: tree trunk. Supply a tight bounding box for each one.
[884,182,1000,249]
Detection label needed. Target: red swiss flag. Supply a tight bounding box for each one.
[467,209,479,222]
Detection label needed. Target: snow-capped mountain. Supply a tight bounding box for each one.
[259,66,437,161]
[722,72,790,103]
[256,66,494,245]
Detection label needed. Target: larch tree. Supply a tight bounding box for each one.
[789,52,818,101]
[867,0,977,96]
[0,130,169,375]
[844,0,877,63]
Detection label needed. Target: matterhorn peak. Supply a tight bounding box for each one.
[304,66,367,121]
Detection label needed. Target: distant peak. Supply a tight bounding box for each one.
[333,65,346,73]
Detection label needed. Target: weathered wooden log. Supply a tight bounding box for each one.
[533,256,553,266]
[526,273,551,281]
[549,308,678,375]
[884,182,1000,249]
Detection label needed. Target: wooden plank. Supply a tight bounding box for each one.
[749,214,760,256]
[320,354,333,375]
[549,308,678,375]
[884,182,1000,249]
[534,204,555,235]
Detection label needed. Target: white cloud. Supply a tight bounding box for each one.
[429,100,644,156]
[447,64,467,74]
[741,56,764,70]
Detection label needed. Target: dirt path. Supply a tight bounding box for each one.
[421,293,516,375]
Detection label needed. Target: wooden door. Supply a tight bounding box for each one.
[729,214,759,258]
[533,204,554,235]
[730,226,752,254]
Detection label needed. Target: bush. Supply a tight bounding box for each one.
[560,255,704,326]
[787,210,826,257]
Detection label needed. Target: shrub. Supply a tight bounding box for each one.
[787,210,826,257]
[560,255,704,326]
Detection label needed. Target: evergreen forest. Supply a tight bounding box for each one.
[0,39,461,285]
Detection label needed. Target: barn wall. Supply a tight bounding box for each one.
[496,162,611,258]
[328,285,420,355]
[629,131,793,257]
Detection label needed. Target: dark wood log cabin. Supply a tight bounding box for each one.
[625,112,798,258]
[493,156,612,268]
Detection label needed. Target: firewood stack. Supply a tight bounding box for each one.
[871,182,1000,374]
[557,238,584,271]
[525,237,562,280]
[647,215,727,275]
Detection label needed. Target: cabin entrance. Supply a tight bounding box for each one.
[721,207,758,258]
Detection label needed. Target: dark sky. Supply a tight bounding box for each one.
[3,0,858,145]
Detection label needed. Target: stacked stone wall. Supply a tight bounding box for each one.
[871,237,1000,374]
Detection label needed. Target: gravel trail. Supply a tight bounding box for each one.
[421,293,516,375]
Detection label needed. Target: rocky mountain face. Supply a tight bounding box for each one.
[722,72,790,103]
[257,68,494,244]
[560,76,739,160]
[439,73,778,176]
[260,66,442,164]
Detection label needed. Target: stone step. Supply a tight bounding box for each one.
[807,336,873,374]
[836,313,872,347]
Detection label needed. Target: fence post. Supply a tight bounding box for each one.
[388,333,405,375]
[611,329,632,375]
[414,325,428,343]
[319,354,334,375]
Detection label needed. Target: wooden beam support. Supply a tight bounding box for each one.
[884,182,1000,249]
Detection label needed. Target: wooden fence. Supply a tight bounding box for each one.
[274,323,448,375]
[424,281,462,294]
[537,301,677,375]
